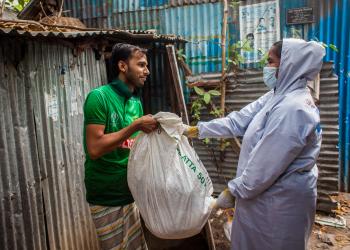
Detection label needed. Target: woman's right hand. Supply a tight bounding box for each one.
[183,125,199,138]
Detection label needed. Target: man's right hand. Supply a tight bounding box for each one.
[135,115,158,133]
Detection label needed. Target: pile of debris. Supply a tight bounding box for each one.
[0,17,87,32]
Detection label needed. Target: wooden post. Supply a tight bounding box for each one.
[220,0,242,154]
[166,45,190,125]
[220,0,228,116]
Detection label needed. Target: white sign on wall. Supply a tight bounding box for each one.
[239,0,281,64]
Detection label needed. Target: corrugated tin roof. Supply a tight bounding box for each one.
[0,20,185,42]
[0,27,183,41]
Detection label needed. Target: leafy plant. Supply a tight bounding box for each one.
[5,0,30,12]
[191,86,222,122]
[229,0,241,8]
[329,44,339,53]
[257,48,269,67]
[176,49,187,62]
[312,37,339,53]
[228,40,250,66]
[190,86,223,145]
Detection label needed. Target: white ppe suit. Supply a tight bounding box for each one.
[198,38,325,250]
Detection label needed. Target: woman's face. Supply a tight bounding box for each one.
[267,46,281,77]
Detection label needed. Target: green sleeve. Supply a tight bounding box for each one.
[84,89,107,125]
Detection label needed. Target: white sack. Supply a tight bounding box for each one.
[128,112,214,239]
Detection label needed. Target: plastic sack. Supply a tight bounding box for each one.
[128,112,214,239]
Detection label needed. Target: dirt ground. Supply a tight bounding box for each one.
[209,193,350,250]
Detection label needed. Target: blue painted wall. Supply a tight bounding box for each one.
[306,0,350,191]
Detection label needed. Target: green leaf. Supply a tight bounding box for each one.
[241,39,253,52]
[208,90,221,96]
[14,4,23,11]
[194,86,205,96]
[203,93,211,104]
[236,54,245,63]
[329,44,339,53]
[176,49,187,60]
[203,138,210,144]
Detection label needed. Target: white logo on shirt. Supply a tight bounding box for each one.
[111,112,119,127]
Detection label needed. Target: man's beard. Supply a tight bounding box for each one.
[126,71,144,88]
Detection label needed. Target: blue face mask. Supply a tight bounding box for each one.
[263,67,278,89]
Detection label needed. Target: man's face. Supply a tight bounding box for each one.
[122,50,149,88]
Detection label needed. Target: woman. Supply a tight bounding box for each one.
[187,38,325,249]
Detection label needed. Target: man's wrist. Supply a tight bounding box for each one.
[132,118,142,131]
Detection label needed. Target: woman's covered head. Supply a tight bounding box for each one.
[263,40,283,89]
[264,38,326,94]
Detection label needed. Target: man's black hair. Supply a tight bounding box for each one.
[109,43,147,80]
[273,40,283,59]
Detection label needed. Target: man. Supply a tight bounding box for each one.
[83,43,157,250]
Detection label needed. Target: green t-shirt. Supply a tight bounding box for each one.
[83,79,143,206]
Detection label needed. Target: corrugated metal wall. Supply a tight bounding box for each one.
[192,62,339,212]
[162,2,223,73]
[307,0,350,192]
[317,62,339,212]
[0,37,104,250]
[64,0,226,74]
[279,0,350,192]
[142,42,184,114]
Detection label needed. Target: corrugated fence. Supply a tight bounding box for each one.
[0,37,104,250]
[308,0,350,192]
[192,61,339,212]
[0,25,185,249]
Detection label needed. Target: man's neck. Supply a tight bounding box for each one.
[118,74,135,92]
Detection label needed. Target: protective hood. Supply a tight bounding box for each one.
[275,38,326,95]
